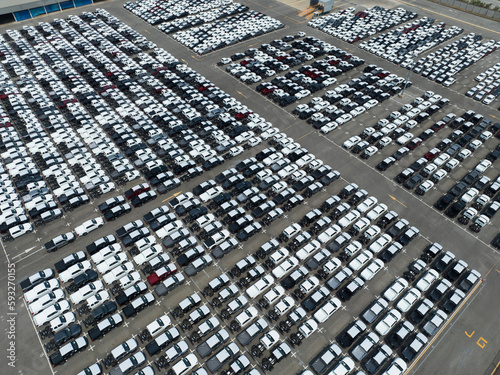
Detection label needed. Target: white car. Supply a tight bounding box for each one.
[91,244,122,264]
[278,164,298,178]
[343,135,361,149]
[320,121,339,134]
[169,192,194,208]
[28,289,65,315]
[416,269,440,292]
[33,300,71,327]
[263,152,283,166]
[85,290,110,309]
[74,217,104,236]
[199,187,223,202]
[147,314,171,337]
[382,358,407,375]
[349,250,373,272]
[357,196,378,213]
[296,240,322,261]
[272,257,299,278]
[337,114,353,125]
[368,234,392,254]
[317,224,341,244]
[59,261,92,283]
[246,275,274,299]
[24,279,60,304]
[474,160,492,173]
[364,99,379,109]
[383,278,409,302]
[69,281,104,304]
[274,296,295,316]
[50,311,76,332]
[313,297,341,323]
[118,272,141,289]
[360,259,384,281]
[9,223,33,239]
[96,253,128,274]
[260,128,279,140]
[396,133,414,145]
[350,106,366,117]
[366,203,388,221]
[396,288,421,313]
[295,89,311,99]
[171,353,198,375]
[133,245,164,266]
[103,262,134,285]
[375,309,402,336]
[156,220,184,239]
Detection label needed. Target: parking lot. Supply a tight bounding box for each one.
[1,0,500,375]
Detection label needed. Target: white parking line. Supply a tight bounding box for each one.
[22,299,56,375]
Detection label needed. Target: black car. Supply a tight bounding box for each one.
[98,196,126,213]
[49,337,88,366]
[337,320,366,348]
[104,204,132,221]
[54,251,87,273]
[434,193,454,211]
[73,270,98,289]
[54,324,82,347]
[376,157,396,171]
[337,277,364,302]
[157,178,181,194]
[86,235,116,255]
[131,191,157,208]
[404,174,423,190]
[150,213,177,231]
[91,301,117,321]
[445,201,465,218]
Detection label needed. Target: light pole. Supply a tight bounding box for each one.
[400,52,416,98]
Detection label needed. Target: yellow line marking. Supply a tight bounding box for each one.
[388,194,407,208]
[162,191,182,203]
[144,29,150,34]
[495,268,500,274]
[397,0,500,35]
[297,130,315,140]
[407,278,483,373]
[181,59,188,65]
[191,55,203,61]
[237,91,248,98]
[491,114,499,120]
[491,359,500,375]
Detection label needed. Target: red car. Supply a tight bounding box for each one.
[424,148,441,161]
[125,183,150,200]
[235,111,253,120]
[147,264,177,286]
[407,138,423,150]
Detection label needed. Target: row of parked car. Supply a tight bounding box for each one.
[0,4,304,243]
[124,0,235,26]
[293,64,407,135]
[338,92,448,163]
[297,241,480,375]
[170,10,285,55]
[403,34,499,89]
[220,34,364,106]
[377,107,500,231]
[467,61,500,105]
[308,6,418,44]
[359,17,463,67]
[157,3,249,34]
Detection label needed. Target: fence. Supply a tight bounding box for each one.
[431,0,500,20]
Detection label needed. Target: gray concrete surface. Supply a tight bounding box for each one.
[0,0,499,375]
